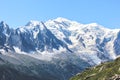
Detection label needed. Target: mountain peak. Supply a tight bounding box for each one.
[26,20,41,26]
[24,21,48,31]
[53,17,72,22]
[88,23,98,26]
[84,22,108,31]
[0,21,9,33]
[0,21,8,28]
[0,21,5,24]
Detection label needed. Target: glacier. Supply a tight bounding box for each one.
[0,17,120,80]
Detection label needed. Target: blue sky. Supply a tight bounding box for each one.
[0,0,120,29]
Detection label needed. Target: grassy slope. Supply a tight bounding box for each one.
[70,57,120,80]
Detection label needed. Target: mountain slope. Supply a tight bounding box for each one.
[0,65,40,80]
[0,17,120,80]
[0,52,91,80]
[70,57,120,80]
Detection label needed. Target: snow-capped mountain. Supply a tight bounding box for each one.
[0,17,120,80]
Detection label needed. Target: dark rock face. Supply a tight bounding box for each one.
[0,21,11,51]
[33,23,68,52]
[0,33,6,47]
[0,21,70,53]
[96,37,112,60]
[114,31,120,55]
